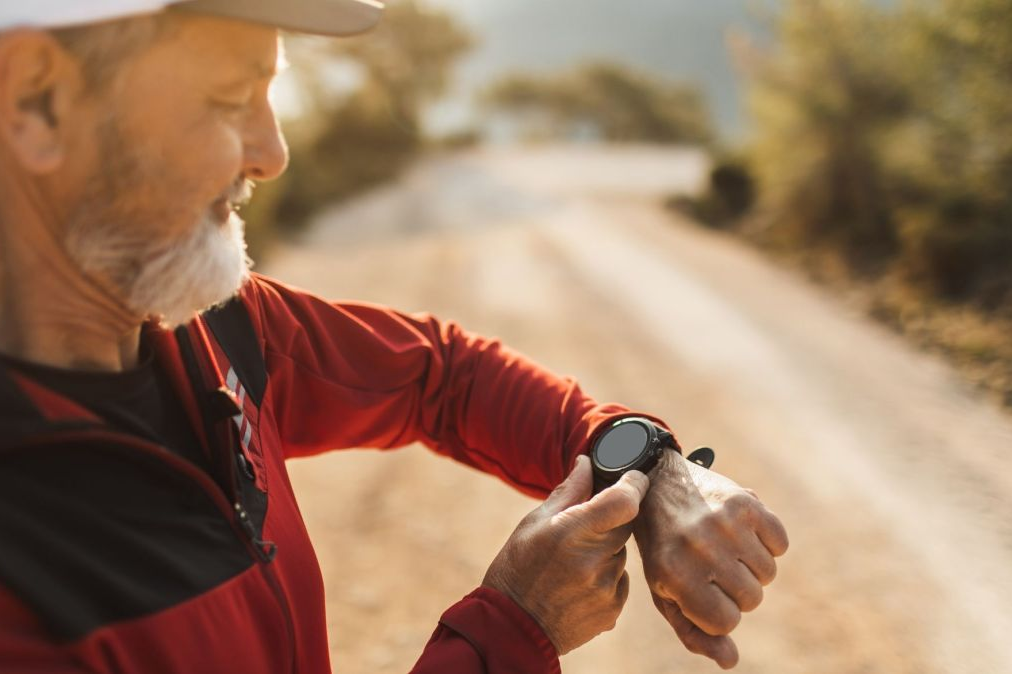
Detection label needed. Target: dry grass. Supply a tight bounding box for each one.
[865,281,1012,407]
[756,241,1012,409]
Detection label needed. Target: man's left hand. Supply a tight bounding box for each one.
[632,450,789,669]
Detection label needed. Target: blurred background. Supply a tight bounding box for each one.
[247,0,1012,672]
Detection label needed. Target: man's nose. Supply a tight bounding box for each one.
[242,103,289,182]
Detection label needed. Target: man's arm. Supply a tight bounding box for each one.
[242,274,659,496]
[243,274,789,668]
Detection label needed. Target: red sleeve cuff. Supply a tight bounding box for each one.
[437,587,561,674]
[584,413,682,458]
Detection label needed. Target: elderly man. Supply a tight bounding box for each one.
[0,2,788,673]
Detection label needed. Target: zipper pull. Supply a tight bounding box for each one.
[234,502,278,563]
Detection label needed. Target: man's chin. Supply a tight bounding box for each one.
[150,272,249,329]
[129,212,253,329]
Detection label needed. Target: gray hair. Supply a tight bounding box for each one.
[49,13,178,91]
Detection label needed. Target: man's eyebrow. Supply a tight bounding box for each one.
[222,48,288,86]
[244,51,289,81]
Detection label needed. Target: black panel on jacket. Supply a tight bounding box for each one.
[0,342,210,474]
[204,297,267,407]
[0,366,100,452]
[0,441,254,642]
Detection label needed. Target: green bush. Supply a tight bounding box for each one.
[242,0,472,255]
[748,0,907,266]
[889,0,1012,305]
[483,62,713,145]
[272,84,421,229]
[669,155,756,229]
[747,0,1012,306]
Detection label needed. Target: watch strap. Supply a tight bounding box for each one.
[592,471,612,495]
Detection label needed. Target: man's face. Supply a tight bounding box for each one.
[62,15,289,326]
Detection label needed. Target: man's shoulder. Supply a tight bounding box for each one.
[234,272,439,339]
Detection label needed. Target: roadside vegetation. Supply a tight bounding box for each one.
[683,0,1012,406]
[243,0,1009,406]
[242,0,472,260]
[481,62,713,145]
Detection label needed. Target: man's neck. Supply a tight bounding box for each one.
[0,207,145,373]
[0,308,144,372]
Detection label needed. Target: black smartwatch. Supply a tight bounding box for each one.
[590,417,678,493]
[590,417,716,493]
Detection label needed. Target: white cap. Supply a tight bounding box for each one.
[0,0,384,37]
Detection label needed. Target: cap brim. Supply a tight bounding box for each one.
[174,0,383,37]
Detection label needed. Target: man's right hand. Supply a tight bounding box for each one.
[482,455,649,656]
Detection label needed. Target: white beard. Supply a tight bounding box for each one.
[67,210,253,329]
[129,211,253,327]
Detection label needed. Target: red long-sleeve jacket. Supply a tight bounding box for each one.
[0,274,664,673]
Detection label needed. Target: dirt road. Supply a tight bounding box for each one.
[262,146,1012,674]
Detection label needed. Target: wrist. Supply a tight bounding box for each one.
[440,588,561,672]
[643,446,693,492]
[481,570,561,655]
[634,450,693,538]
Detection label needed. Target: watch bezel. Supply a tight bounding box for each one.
[590,417,669,484]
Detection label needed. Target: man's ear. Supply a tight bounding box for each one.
[0,30,81,174]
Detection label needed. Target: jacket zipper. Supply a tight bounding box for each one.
[174,324,299,673]
[220,427,297,674]
[13,427,298,671]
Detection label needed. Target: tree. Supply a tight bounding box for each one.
[483,62,713,145]
[748,0,909,263]
[888,0,1012,303]
[746,0,1012,306]
[244,0,473,255]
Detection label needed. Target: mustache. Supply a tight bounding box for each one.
[223,179,255,208]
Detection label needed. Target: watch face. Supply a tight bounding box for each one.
[596,422,650,469]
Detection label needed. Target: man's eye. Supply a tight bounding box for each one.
[210,89,255,112]
[212,96,253,113]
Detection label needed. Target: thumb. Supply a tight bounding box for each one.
[562,470,650,535]
[542,455,594,517]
